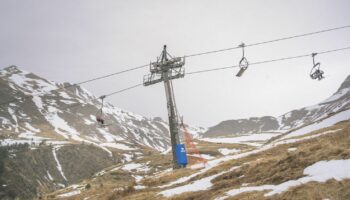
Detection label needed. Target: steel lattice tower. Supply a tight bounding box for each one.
[143,45,185,169]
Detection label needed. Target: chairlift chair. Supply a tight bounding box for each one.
[236,43,249,77]
[95,95,107,127]
[310,53,324,81]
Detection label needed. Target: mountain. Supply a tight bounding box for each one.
[0,65,173,152]
[46,108,350,200]
[203,75,350,137]
[1,66,349,200]
[41,73,350,200]
[0,66,207,151]
[0,65,205,199]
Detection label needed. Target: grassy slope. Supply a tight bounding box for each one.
[44,120,350,200]
[171,120,350,200]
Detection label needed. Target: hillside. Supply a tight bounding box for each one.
[0,65,205,199]
[46,118,350,200]
[1,66,350,200]
[0,65,173,151]
[42,75,350,200]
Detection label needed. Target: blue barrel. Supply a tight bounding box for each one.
[176,144,188,167]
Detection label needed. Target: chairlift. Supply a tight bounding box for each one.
[96,95,107,127]
[236,43,249,77]
[310,53,324,81]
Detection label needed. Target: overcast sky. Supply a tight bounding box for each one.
[1,0,350,127]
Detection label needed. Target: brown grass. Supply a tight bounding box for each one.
[44,120,350,200]
[141,167,195,187]
[194,139,252,157]
[172,120,350,200]
[270,179,350,200]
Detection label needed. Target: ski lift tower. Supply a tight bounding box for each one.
[143,45,186,169]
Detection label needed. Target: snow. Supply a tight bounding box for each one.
[195,154,215,160]
[67,184,82,190]
[161,147,172,155]
[162,127,342,195]
[57,190,81,197]
[159,176,193,189]
[32,96,44,110]
[160,147,239,189]
[94,170,106,177]
[76,87,94,100]
[122,163,143,171]
[136,165,151,172]
[200,133,279,146]
[52,146,67,181]
[84,118,95,125]
[98,128,124,142]
[57,183,65,188]
[47,140,70,145]
[278,129,340,146]
[0,116,11,126]
[8,71,58,95]
[163,127,341,192]
[218,148,241,155]
[31,85,172,153]
[44,106,80,139]
[218,159,350,199]
[24,122,40,133]
[322,88,349,103]
[160,166,240,197]
[47,170,54,181]
[7,107,19,132]
[101,142,135,150]
[59,91,72,99]
[0,138,41,146]
[123,153,133,162]
[184,125,208,138]
[287,148,297,152]
[160,171,226,197]
[281,109,350,140]
[110,166,121,172]
[133,175,144,182]
[8,73,29,88]
[135,185,147,190]
[60,100,76,105]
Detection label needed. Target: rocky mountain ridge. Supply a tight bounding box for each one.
[204,75,350,137]
[0,65,205,199]
[0,65,206,153]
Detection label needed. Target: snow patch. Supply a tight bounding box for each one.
[281,109,350,140]
[52,146,67,181]
[218,148,241,155]
[101,143,135,150]
[218,159,350,199]
[160,172,226,197]
[200,133,279,146]
[122,163,143,171]
[57,190,81,198]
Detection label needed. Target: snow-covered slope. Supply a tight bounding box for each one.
[0,66,204,153]
[204,75,350,137]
